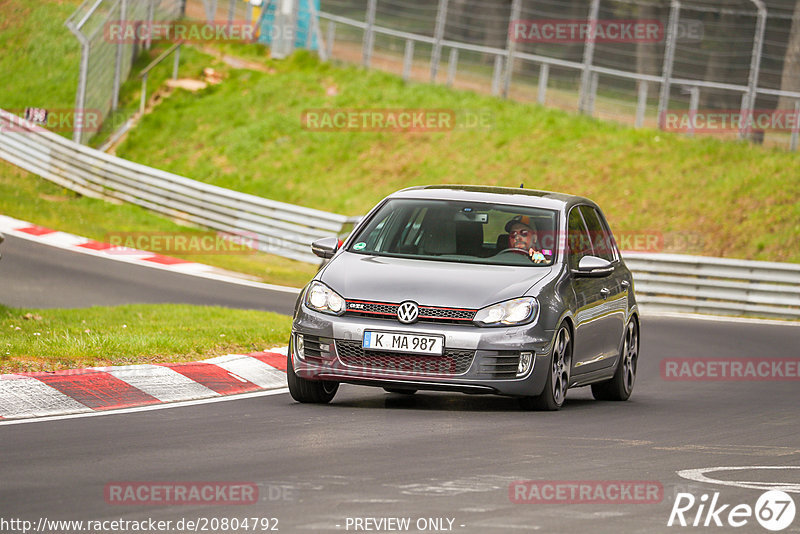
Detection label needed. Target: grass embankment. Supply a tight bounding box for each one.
[113,49,800,262]
[0,303,292,374]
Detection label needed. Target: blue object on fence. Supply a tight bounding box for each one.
[258,0,319,50]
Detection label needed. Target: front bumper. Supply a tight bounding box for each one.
[290,306,556,397]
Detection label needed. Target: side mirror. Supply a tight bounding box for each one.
[311,236,340,259]
[573,255,613,278]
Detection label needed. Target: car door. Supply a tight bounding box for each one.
[568,206,623,374]
[579,206,626,363]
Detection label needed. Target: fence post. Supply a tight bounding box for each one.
[172,44,181,79]
[491,55,503,96]
[587,72,599,116]
[227,0,236,27]
[739,1,767,140]
[635,80,648,128]
[71,33,90,143]
[658,0,680,129]
[502,0,522,98]
[112,0,128,112]
[790,100,800,151]
[687,86,699,137]
[362,0,377,68]
[578,0,600,114]
[538,63,549,105]
[146,0,155,50]
[326,20,336,57]
[446,48,458,86]
[402,39,414,81]
[430,0,449,83]
[140,74,148,114]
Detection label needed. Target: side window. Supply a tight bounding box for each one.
[579,206,615,262]
[594,208,620,261]
[567,207,592,270]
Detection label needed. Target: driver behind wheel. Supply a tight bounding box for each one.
[506,215,547,264]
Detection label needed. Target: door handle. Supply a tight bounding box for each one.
[600,288,610,297]
[621,280,630,289]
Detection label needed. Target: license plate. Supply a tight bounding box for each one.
[362,331,444,355]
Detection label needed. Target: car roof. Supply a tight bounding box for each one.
[388,185,596,212]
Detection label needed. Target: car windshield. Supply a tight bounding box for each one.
[347,198,559,266]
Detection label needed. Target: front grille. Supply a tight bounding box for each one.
[335,340,474,376]
[345,300,476,324]
[478,353,521,379]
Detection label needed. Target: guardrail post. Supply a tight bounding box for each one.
[635,80,648,128]
[538,63,549,105]
[430,0,449,83]
[578,0,600,114]
[740,0,767,140]
[362,0,377,68]
[491,55,503,96]
[446,48,458,86]
[658,0,680,129]
[791,100,800,151]
[502,0,522,98]
[402,39,414,81]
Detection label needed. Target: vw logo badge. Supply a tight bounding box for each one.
[397,301,419,324]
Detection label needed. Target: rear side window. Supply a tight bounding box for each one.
[579,206,615,262]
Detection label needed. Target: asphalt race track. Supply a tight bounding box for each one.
[0,235,297,313]
[1,237,800,533]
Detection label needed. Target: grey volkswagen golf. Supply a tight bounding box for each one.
[288,185,640,410]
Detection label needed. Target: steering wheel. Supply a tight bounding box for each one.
[496,247,530,256]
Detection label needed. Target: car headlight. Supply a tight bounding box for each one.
[473,297,538,326]
[304,281,346,315]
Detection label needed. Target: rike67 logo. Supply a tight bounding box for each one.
[668,490,796,531]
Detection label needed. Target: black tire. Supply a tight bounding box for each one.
[383,388,417,395]
[287,354,338,404]
[519,325,572,411]
[592,318,639,401]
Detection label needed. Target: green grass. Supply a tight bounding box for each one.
[0,0,82,115]
[112,48,800,263]
[0,303,292,373]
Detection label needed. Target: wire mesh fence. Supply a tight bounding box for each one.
[319,0,800,149]
[66,0,184,144]
[65,0,800,149]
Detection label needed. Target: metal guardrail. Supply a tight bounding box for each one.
[0,109,357,264]
[624,253,800,319]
